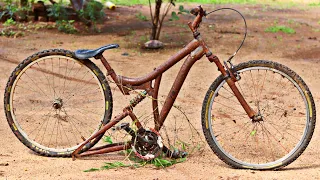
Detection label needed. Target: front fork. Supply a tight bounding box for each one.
[207,54,256,119]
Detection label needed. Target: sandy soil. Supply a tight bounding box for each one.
[0,4,320,180]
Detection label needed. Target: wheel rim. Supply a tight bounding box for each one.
[10,55,106,153]
[207,66,310,169]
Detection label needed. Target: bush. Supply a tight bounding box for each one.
[78,1,105,23]
[48,2,68,20]
[0,3,18,21]
[56,20,78,34]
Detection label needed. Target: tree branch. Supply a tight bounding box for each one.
[148,0,154,24]
[156,1,172,40]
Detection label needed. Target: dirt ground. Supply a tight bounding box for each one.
[0,3,320,180]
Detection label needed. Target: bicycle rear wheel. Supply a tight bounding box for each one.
[4,49,113,157]
[201,60,316,170]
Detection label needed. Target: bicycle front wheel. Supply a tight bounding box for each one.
[201,60,316,170]
[4,49,113,157]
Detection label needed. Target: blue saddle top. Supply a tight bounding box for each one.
[74,44,119,59]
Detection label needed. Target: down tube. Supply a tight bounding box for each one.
[156,49,204,131]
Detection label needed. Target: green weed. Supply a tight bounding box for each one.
[56,20,78,34]
[0,28,24,38]
[312,28,320,32]
[308,2,320,6]
[3,18,16,26]
[139,35,148,42]
[287,19,294,24]
[103,136,113,144]
[265,25,295,34]
[83,157,186,172]
[169,5,188,21]
[135,12,148,21]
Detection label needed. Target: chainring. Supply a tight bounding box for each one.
[131,128,163,160]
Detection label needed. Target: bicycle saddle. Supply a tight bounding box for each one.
[74,44,119,59]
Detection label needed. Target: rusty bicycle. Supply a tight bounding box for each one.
[4,6,316,170]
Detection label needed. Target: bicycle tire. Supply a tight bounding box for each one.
[201,60,316,170]
[4,49,113,157]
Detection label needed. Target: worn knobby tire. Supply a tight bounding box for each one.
[4,49,113,157]
[201,60,316,170]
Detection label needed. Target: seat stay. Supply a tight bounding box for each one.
[74,44,119,59]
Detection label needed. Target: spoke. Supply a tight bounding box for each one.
[213,100,248,116]
[212,115,249,126]
[249,70,260,110]
[62,59,71,95]
[65,107,101,131]
[237,80,247,100]
[62,107,87,142]
[63,76,97,104]
[51,58,57,98]
[48,117,58,148]
[72,106,104,117]
[257,70,268,112]
[57,117,73,148]
[260,123,290,154]
[216,121,252,140]
[62,70,91,101]
[263,118,302,142]
[260,123,276,162]
[216,92,244,108]
[21,72,51,99]
[66,99,104,109]
[30,110,53,140]
[62,61,82,97]
[35,62,55,99]
[14,102,47,122]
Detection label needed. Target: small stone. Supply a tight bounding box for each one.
[0,163,9,166]
[121,52,129,56]
[144,40,164,49]
[308,37,317,40]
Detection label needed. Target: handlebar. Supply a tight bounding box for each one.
[188,6,206,34]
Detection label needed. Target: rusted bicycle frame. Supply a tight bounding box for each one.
[71,6,256,159]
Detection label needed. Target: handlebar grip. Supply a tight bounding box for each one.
[190,7,200,16]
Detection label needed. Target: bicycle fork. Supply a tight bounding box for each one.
[207,54,256,119]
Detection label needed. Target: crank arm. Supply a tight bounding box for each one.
[162,145,188,159]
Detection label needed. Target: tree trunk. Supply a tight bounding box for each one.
[20,0,28,7]
[150,0,162,40]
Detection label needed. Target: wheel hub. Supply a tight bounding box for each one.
[53,98,63,110]
[252,114,263,122]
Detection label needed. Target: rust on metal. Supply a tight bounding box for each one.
[119,39,200,86]
[128,111,142,129]
[152,75,162,128]
[72,110,130,159]
[88,142,126,151]
[157,47,205,131]
[72,5,257,158]
[78,143,130,157]
[99,55,130,95]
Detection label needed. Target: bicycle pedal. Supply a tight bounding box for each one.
[163,146,188,159]
[112,123,130,131]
